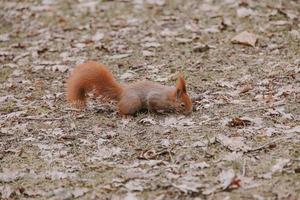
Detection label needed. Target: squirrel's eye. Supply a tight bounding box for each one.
[180,103,185,107]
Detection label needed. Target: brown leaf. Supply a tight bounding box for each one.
[227,117,252,127]
[239,84,253,94]
[193,44,210,53]
[139,149,156,160]
[231,31,258,47]
[175,37,192,44]
[220,17,232,31]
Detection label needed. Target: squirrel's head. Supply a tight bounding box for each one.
[173,74,193,115]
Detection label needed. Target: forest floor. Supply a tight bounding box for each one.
[1,0,300,199]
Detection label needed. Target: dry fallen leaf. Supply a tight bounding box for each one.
[236,7,254,18]
[0,33,10,42]
[222,152,243,161]
[120,70,136,80]
[216,134,251,152]
[48,188,72,200]
[175,37,192,44]
[139,149,157,160]
[218,168,241,190]
[200,3,219,12]
[142,50,155,57]
[0,185,14,199]
[92,32,104,42]
[286,126,300,133]
[192,140,208,148]
[107,54,131,60]
[124,192,139,200]
[261,158,291,179]
[160,139,170,147]
[90,147,123,161]
[172,175,203,193]
[239,84,253,94]
[231,31,258,47]
[139,117,157,125]
[72,187,89,198]
[203,26,220,33]
[193,44,210,53]
[161,116,195,127]
[125,179,144,191]
[227,117,252,127]
[270,20,292,27]
[272,158,290,173]
[45,170,75,180]
[142,42,161,48]
[146,0,165,6]
[160,29,178,37]
[190,162,210,169]
[0,169,25,183]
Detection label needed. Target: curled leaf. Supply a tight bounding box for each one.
[231,31,258,47]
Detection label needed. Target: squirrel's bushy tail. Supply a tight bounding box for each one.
[66,61,123,107]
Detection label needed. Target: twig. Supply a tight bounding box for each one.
[17,116,65,121]
[191,94,205,102]
[242,158,246,176]
[168,149,174,163]
[246,135,295,153]
[64,108,82,112]
[200,104,284,125]
[77,129,94,133]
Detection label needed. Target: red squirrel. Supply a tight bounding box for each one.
[66,61,193,115]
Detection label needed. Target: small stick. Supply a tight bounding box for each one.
[168,149,174,163]
[17,116,65,121]
[200,104,284,125]
[242,158,246,176]
[191,94,205,102]
[246,135,295,153]
[64,108,82,112]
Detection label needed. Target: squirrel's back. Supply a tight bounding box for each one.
[125,80,174,104]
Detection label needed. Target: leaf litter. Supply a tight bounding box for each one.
[1,0,300,199]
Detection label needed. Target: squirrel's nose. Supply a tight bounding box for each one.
[184,106,193,115]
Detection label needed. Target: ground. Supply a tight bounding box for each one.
[0,0,300,199]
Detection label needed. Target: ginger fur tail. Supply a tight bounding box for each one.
[66,61,123,107]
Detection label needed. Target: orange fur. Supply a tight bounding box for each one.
[175,74,193,113]
[66,61,193,115]
[66,61,123,107]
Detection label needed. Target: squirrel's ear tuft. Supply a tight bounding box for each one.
[175,73,187,98]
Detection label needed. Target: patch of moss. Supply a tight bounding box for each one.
[0,67,13,83]
[0,101,16,113]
